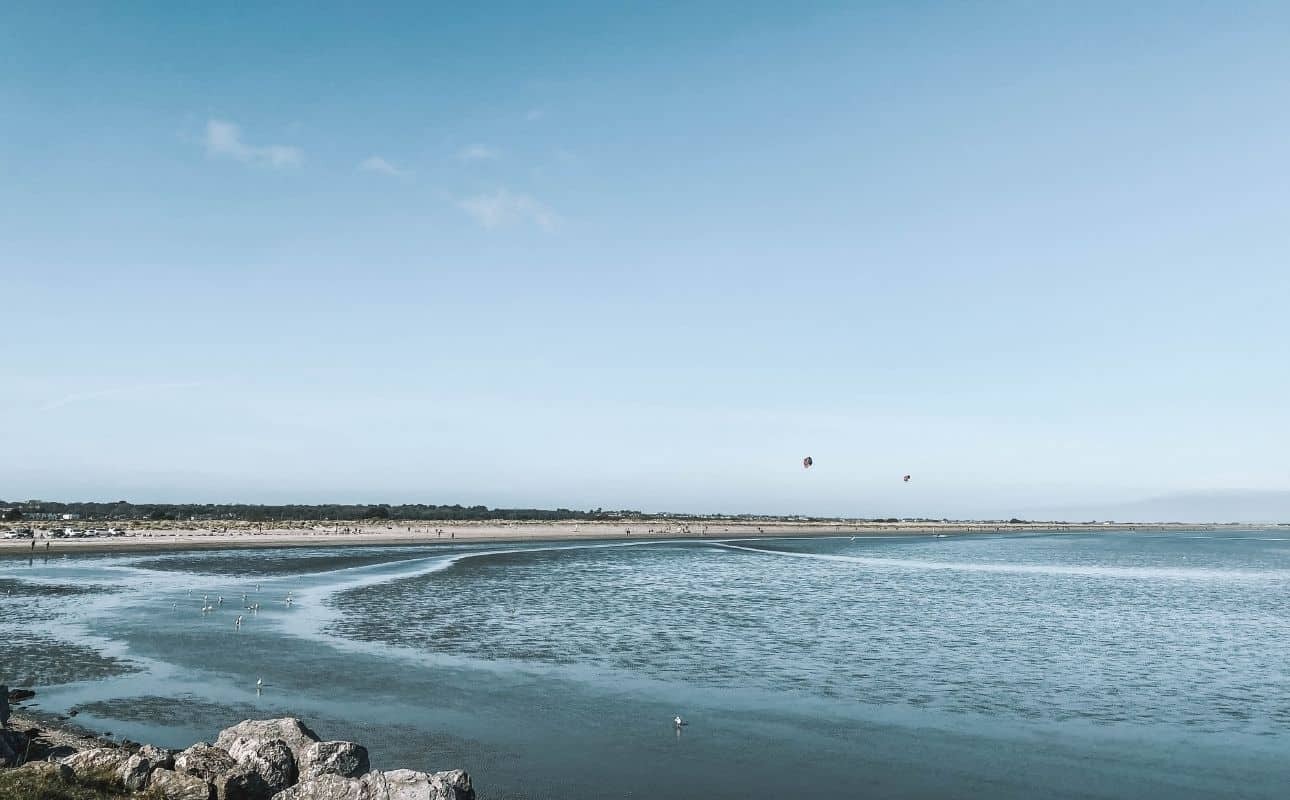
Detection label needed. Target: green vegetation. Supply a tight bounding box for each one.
[0,767,127,800]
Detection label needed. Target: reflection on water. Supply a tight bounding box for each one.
[2,531,1289,799]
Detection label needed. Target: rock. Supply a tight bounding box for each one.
[150,767,215,800]
[0,728,28,767]
[212,756,298,800]
[299,740,370,780]
[61,746,131,778]
[211,764,263,800]
[270,772,374,800]
[216,718,320,767]
[174,743,237,781]
[7,687,36,702]
[272,769,474,800]
[121,753,153,791]
[141,742,177,771]
[225,738,297,797]
[15,759,75,782]
[429,770,473,800]
[381,769,475,800]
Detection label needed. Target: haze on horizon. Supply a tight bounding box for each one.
[2,3,1288,522]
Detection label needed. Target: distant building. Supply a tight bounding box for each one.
[61,513,81,521]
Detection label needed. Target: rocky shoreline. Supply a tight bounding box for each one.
[1,691,475,800]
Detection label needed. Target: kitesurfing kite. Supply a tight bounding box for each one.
[903,474,911,482]
[803,456,814,469]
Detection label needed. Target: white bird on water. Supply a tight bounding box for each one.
[674,715,687,728]
[235,616,243,627]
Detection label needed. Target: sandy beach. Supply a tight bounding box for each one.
[0,518,1257,555]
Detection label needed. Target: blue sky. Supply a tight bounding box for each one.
[2,2,1288,518]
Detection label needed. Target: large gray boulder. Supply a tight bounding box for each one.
[299,740,370,780]
[271,772,379,800]
[121,752,153,791]
[428,770,472,800]
[61,746,131,778]
[178,734,296,800]
[229,738,297,797]
[61,746,157,791]
[150,767,214,800]
[382,769,474,800]
[216,718,320,767]
[174,743,237,781]
[140,742,176,771]
[213,762,283,800]
[272,769,475,800]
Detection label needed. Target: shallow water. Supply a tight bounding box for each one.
[2,531,1288,798]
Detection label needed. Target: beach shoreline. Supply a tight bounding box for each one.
[0,519,1266,556]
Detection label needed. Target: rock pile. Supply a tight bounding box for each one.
[6,716,474,800]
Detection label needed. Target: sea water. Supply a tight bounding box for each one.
[2,531,1288,798]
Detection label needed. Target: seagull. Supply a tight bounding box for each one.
[235,616,243,627]
[256,678,263,694]
[674,716,687,727]
[218,596,224,606]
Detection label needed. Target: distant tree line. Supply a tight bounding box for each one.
[0,500,657,523]
[1,500,980,524]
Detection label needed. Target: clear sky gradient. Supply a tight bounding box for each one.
[2,2,1288,519]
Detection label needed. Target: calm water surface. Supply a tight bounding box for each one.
[2,531,1288,798]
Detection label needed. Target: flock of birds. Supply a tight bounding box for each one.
[173,582,297,694]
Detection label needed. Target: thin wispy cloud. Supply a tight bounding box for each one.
[41,382,206,412]
[458,189,558,230]
[525,109,546,122]
[358,156,408,177]
[457,144,499,162]
[203,120,302,168]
